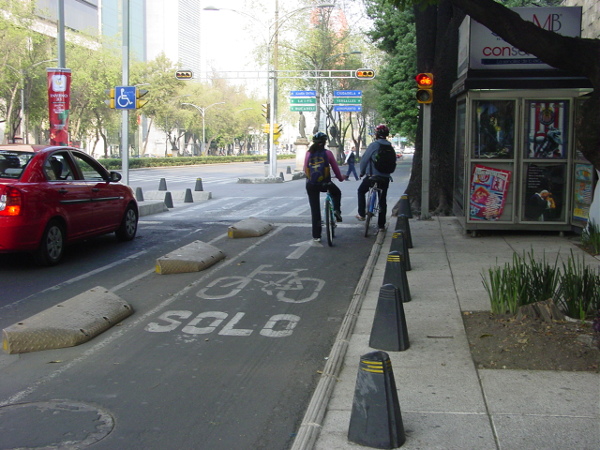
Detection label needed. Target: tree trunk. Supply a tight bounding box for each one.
[407,1,464,215]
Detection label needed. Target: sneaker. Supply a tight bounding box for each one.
[355,214,365,221]
[313,237,321,242]
[378,227,386,232]
[334,211,343,222]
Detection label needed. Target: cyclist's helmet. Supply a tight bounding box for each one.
[375,124,390,139]
[312,132,328,143]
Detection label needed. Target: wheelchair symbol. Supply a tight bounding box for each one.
[117,87,134,108]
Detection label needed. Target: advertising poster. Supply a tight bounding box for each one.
[572,164,594,223]
[525,101,568,159]
[469,164,511,221]
[523,164,565,222]
[473,100,515,159]
[47,68,71,146]
[467,7,582,70]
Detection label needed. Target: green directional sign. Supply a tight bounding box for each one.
[290,98,316,104]
[333,97,362,104]
[290,105,317,112]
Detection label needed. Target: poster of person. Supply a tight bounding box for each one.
[523,164,565,222]
[472,100,514,159]
[572,163,594,223]
[469,164,511,221]
[525,101,568,159]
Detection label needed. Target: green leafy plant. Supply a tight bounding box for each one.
[581,220,600,255]
[556,250,600,321]
[481,248,598,320]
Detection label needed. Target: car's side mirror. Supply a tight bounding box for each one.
[109,171,122,182]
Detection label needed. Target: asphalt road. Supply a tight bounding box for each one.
[0,157,411,449]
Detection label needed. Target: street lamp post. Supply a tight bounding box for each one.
[204,3,334,177]
[182,102,225,155]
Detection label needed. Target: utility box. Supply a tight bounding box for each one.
[451,7,595,234]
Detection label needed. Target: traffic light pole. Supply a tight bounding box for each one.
[421,104,431,220]
[121,0,130,186]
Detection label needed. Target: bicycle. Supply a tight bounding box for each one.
[364,177,382,237]
[323,188,337,247]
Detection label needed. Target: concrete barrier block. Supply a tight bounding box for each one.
[2,287,133,354]
[155,240,225,275]
[228,217,273,238]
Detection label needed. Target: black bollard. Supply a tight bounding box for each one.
[390,230,411,271]
[395,214,413,249]
[135,187,144,202]
[279,171,284,180]
[286,166,292,174]
[398,194,412,218]
[158,177,167,191]
[164,191,174,208]
[348,351,406,449]
[184,188,194,203]
[195,178,203,191]
[369,284,410,351]
[383,251,411,302]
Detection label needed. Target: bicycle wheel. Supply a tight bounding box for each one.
[325,197,334,246]
[364,189,374,237]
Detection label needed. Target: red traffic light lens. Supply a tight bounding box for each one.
[415,73,434,88]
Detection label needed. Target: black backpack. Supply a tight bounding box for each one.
[371,142,397,174]
[305,149,331,185]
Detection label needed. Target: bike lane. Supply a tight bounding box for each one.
[0,223,374,450]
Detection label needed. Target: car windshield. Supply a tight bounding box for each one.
[0,151,34,179]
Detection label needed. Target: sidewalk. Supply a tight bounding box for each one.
[296,216,599,450]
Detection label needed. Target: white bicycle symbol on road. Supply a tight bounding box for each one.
[197,264,325,303]
[117,88,134,108]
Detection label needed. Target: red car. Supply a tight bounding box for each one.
[0,145,138,265]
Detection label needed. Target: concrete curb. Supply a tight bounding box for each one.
[291,230,387,450]
[143,190,212,202]
[155,240,226,275]
[138,200,169,216]
[2,287,133,354]
[228,218,273,238]
[237,176,283,184]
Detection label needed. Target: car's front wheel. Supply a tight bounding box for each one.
[34,220,65,266]
[115,204,138,241]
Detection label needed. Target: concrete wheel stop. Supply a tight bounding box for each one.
[2,287,133,354]
[155,240,226,274]
[228,217,273,238]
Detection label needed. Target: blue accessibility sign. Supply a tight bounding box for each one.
[115,86,137,110]
[334,90,362,97]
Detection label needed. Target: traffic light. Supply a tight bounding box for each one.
[273,123,284,144]
[355,68,375,80]
[262,123,270,134]
[175,70,193,80]
[261,103,270,122]
[415,73,434,104]
[104,88,115,108]
[136,88,149,109]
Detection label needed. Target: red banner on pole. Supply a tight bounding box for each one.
[47,68,71,145]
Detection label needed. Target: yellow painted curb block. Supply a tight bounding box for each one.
[2,286,133,354]
[155,240,225,274]
[228,217,273,238]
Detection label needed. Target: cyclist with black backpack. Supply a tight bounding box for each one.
[304,132,345,242]
[356,124,396,231]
